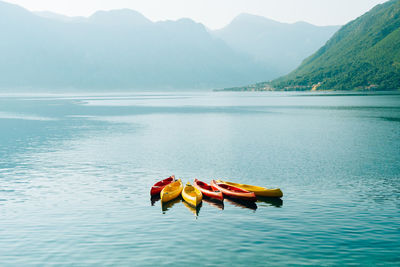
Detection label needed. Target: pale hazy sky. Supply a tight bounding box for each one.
[5,0,389,29]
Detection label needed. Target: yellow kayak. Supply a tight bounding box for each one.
[216,180,283,198]
[182,182,202,207]
[161,179,183,202]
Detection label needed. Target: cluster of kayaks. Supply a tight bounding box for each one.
[150,175,283,208]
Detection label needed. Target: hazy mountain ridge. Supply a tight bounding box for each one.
[226,0,400,91]
[0,1,337,91]
[34,11,86,22]
[213,13,340,77]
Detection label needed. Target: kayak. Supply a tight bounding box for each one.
[216,180,283,198]
[161,179,183,203]
[193,179,223,201]
[150,175,175,196]
[211,180,257,202]
[182,182,203,207]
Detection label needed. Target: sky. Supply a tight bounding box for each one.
[5,0,389,29]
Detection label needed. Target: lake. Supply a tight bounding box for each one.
[0,91,399,266]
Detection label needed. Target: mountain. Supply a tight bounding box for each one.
[89,9,152,26]
[34,11,85,22]
[0,1,265,90]
[265,0,400,91]
[213,13,339,77]
[0,1,337,91]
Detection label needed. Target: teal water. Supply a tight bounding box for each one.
[0,92,399,266]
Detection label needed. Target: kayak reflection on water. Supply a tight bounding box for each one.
[183,201,202,218]
[257,196,283,208]
[202,198,224,210]
[161,196,182,213]
[150,195,160,206]
[224,197,258,211]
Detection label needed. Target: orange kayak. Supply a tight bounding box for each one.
[211,180,256,202]
[150,175,175,196]
[193,179,223,201]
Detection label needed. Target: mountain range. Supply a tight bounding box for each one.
[0,1,338,91]
[225,0,400,91]
[214,13,339,77]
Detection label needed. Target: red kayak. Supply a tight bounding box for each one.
[211,180,257,202]
[150,175,175,196]
[193,179,223,201]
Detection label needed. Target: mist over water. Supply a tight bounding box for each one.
[0,92,399,266]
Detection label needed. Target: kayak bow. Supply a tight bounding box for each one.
[182,182,203,207]
[193,179,223,201]
[161,179,183,203]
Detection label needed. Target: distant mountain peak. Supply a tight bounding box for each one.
[176,17,198,24]
[292,21,313,27]
[234,12,266,20]
[175,18,206,29]
[213,13,340,75]
[157,17,207,33]
[229,13,282,27]
[229,13,337,29]
[89,8,152,25]
[0,0,33,17]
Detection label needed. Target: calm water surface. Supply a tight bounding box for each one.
[0,92,399,266]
